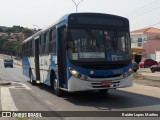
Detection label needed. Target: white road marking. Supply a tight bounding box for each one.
[9,81,31,90]
[1,87,18,111]
[7,70,31,90]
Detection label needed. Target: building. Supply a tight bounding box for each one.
[10,32,25,41]
[0,32,8,39]
[131,27,160,62]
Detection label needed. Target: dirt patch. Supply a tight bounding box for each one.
[133,74,160,87]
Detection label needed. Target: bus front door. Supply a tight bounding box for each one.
[58,27,67,88]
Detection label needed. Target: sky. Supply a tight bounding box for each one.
[0,0,160,31]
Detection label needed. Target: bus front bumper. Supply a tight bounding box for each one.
[68,74,133,92]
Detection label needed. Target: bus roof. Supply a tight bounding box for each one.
[23,12,128,44]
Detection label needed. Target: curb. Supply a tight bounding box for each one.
[0,80,11,85]
[133,74,160,81]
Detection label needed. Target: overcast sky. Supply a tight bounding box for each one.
[0,0,160,31]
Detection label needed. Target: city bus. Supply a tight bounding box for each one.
[22,13,133,96]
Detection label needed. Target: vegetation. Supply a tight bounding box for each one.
[0,38,22,56]
[0,26,37,56]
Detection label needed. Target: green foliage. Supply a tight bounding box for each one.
[22,28,35,38]
[0,27,3,32]
[0,39,5,51]
[0,25,37,56]
[0,40,22,55]
[0,26,25,33]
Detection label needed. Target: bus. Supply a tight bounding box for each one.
[22,13,133,96]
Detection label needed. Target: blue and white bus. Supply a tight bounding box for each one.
[22,13,133,96]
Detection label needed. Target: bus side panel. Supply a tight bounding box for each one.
[39,54,57,86]
[22,57,30,77]
[30,57,36,80]
[39,55,49,84]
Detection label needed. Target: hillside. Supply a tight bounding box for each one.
[0,26,37,56]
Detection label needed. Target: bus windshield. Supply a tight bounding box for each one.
[67,28,131,62]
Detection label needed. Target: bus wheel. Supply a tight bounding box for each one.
[99,89,109,94]
[54,79,63,97]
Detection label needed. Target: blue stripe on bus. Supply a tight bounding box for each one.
[22,57,30,77]
[67,60,131,79]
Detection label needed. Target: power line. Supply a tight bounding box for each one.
[148,21,160,27]
[130,4,160,18]
[124,0,159,16]
[136,21,160,30]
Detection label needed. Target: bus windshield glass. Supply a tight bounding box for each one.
[68,28,130,62]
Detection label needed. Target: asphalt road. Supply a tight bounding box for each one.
[0,59,160,120]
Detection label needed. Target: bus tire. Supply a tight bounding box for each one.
[50,70,63,97]
[54,79,63,97]
[30,70,36,85]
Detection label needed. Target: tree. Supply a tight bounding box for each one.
[0,27,3,32]
[0,39,5,52]
[1,40,22,56]
[22,28,35,38]
[11,25,24,32]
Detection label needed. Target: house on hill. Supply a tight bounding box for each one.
[131,27,160,62]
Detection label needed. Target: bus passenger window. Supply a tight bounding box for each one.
[46,31,50,54]
[49,28,56,53]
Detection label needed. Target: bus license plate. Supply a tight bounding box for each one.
[101,81,112,86]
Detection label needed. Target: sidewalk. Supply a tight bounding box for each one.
[134,68,160,81]
[133,68,160,87]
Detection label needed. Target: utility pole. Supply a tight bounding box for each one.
[71,0,84,12]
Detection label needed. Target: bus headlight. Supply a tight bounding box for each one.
[69,67,82,79]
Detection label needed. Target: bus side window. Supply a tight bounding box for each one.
[39,36,42,55]
[42,33,47,55]
[29,40,32,57]
[49,28,56,53]
[46,31,50,54]
[27,42,29,57]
